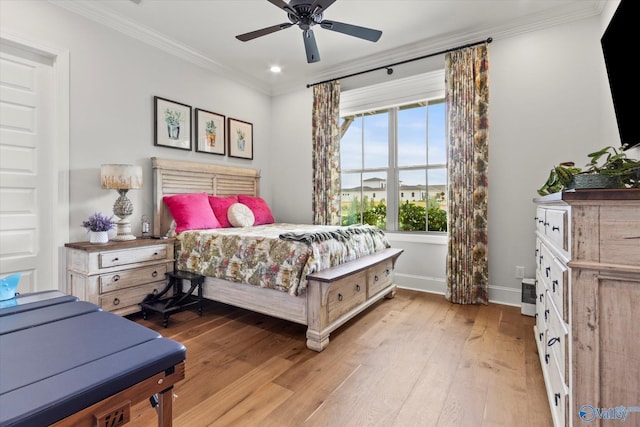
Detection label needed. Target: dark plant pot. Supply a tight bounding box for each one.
[571,174,621,189]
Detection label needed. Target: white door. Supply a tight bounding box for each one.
[0,42,56,294]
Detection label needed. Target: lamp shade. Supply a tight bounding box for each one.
[100,164,143,190]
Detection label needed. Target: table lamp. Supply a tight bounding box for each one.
[101,164,143,241]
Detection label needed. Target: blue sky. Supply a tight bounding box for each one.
[340,101,447,189]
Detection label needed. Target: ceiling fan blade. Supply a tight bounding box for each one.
[320,20,382,42]
[268,0,298,18]
[302,29,320,63]
[310,0,337,14]
[236,22,293,42]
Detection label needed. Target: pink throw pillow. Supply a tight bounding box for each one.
[237,195,275,225]
[163,192,221,233]
[208,195,238,228]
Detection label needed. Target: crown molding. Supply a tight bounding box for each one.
[49,0,605,97]
[48,0,272,95]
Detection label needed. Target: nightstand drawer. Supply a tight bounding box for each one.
[100,281,164,313]
[99,245,168,268]
[100,263,169,293]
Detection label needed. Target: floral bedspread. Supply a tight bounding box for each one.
[176,223,390,296]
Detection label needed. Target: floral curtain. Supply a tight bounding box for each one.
[445,43,490,304]
[312,81,341,225]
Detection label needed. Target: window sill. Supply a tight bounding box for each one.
[385,232,447,245]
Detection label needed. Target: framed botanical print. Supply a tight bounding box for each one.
[154,96,192,150]
[227,117,253,160]
[195,108,225,155]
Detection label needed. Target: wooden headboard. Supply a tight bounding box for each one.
[152,157,261,236]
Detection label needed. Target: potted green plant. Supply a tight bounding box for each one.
[538,146,640,195]
[82,212,115,244]
[205,120,217,146]
[165,109,182,140]
[573,145,640,189]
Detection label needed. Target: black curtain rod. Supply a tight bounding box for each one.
[306,37,493,88]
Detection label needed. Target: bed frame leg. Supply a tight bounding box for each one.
[385,288,397,299]
[306,330,329,352]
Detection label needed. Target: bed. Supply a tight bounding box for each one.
[152,157,403,351]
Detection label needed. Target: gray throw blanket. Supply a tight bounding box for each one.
[279,224,388,245]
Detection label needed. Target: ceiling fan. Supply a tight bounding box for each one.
[235,0,382,64]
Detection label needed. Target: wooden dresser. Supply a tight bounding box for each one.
[65,238,175,316]
[534,189,640,427]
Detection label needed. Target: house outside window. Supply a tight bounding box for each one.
[340,98,447,232]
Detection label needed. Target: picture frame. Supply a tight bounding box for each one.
[154,96,192,151]
[195,108,225,155]
[227,117,253,160]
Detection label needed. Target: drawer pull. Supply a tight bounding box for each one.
[552,279,558,292]
[374,275,379,282]
[385,269,390,276]
[113,297,120,306]
[153,252,158,256]
[355,284,361,292]
[539,332,544,341]
[552,225,560,231]
[338,293,343,301]
[545,266,551,277]
[543,222,549,226]
[539,293,544,303]
[544,309,549,320]
[152,271,158,278]
[538,219,544,224]
[112,257,119,262]
[554,393,561,406]
[545,353,550,364]
[547,337,560,347]
[112,274,120,282]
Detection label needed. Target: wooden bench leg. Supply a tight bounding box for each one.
[156,386,174,427]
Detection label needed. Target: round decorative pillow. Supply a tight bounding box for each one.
[227,203,255,227]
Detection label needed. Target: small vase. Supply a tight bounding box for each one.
[89,231,109,244]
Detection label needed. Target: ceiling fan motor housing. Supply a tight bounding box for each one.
[287,0,324,30]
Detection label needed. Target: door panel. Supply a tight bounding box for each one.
[0,46,54,293]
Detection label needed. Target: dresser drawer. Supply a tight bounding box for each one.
[539,243,554,288]
[544,208,568,252]
[535,207,546,235]
[367,259,393,297]
[326,271,367,323]
[546,299,568,383]
[99,245,168,269]
[99,281,164,313]
[548,354,568,427]
[100,263,169,293]
[549,257,568,321]
[535,273,546,340]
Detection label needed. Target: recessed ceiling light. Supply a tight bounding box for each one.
[270,66,282,73]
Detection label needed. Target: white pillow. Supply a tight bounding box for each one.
[227,203,255,227]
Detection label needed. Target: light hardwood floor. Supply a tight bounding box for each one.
[128,289,553,427]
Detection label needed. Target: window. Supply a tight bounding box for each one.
[340,98,447,232]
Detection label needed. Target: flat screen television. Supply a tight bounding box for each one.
[601,0,639,150]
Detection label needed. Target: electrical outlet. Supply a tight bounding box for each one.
[515,266,525,279]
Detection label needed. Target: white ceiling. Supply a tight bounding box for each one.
[52,0,606,95]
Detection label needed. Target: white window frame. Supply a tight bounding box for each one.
[340,70,446,234]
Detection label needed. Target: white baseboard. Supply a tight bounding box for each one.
[395,273,523,307]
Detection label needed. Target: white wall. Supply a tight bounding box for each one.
[271,15,613,305]
[1,1,273,244]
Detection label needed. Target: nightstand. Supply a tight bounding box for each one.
[65,238,175,316]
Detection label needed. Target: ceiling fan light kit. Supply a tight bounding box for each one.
[236,0,382,63]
